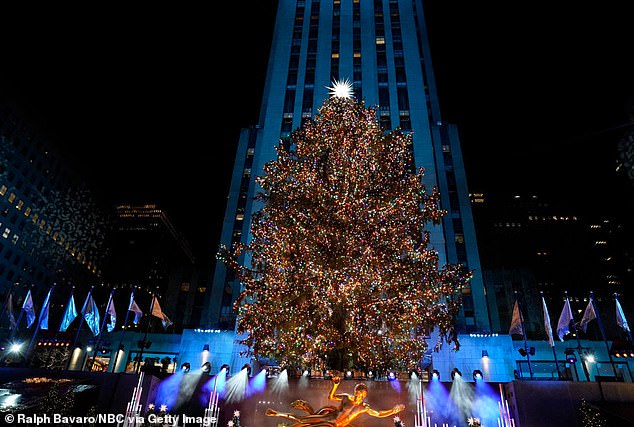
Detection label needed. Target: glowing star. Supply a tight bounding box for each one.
[326,78,354,98]
[233,410,240,417]
[160,404,168,412]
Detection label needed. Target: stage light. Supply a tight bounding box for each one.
[202,344,210,352]
[387,371,397,381]
[345,370,353,379]
[473,369,483,381]
[180,362,191,373]
[564,349,577,363]
[518,347,535,357]
[242,363,252,376]
[432,369,440,380]
[450,368,462,380]
[481,350,489,358]
[366,370,374,379]
[9,343,22,353]
[201,361,212,373]
[220,363,230,373]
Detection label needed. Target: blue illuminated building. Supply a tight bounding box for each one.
[205,0,488,335]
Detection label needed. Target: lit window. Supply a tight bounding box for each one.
[198,287,207,293]
[2,228,10,238]
[376,37,385,45]
[24,207,31,216]
[236,214,244,221]
[0,185,6,196]
[11,234,18,245]
[16,200,23,210]
[331,53,339,59]
[7,193,15,203]
[181,283,190,292]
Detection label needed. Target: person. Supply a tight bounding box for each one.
[266,372,405,426]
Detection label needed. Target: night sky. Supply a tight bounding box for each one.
[0,2,633,262]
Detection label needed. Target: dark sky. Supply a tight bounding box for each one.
[1,2,633,261]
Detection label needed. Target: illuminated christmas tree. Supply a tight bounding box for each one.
[219,84,471,371]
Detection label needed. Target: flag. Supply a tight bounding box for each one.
[579,300,597,333]
[59,294,78,332]
[128,292,143,325]
[557,298,574,341]
[509,301,523,335]
[616,297,630,333]
[151,296,173,329]
[38,288,53,330]
[541,296,555,347]
[6,293,16,330]
[106,295,117,333]
[22,290,36,328]
[82,293,101,336]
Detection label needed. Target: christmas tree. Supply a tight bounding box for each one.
[578,399,606,427]
[219,86,471,371]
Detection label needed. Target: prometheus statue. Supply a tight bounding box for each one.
[265,372,405,426]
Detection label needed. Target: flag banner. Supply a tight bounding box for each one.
[59,294,78,332]
[38,288,53,330]
[151,296,173,329]
[557,298,574,341]
[128,292,143,325]
[579,300,597,333]
[542,296,555,347]
[106,295,117,332]
[82,294,101,336]
[6,293,16,330]
[616,297,630,333]
[509,301,523,336]
[22,290,36,328]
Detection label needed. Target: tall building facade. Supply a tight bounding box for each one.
[471,191,634,340]
[0,100,109,343]
[102,203,204,332]
[205,0,489,333]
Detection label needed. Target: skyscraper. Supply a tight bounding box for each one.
[205,0,489,333]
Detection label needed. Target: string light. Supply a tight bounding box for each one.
[218,96,471,370]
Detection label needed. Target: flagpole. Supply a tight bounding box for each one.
[541,292,561,379]
[615,293,633,343]
[515,291,533,380]
[0,289,12,330]
[563,291,591,381]
[72,287,93,349]
[67,286,93,370]
[135,292,155,374]
[86,287,115,371]
[47,286,74,368]
[26,284,54,367]
[10,286,32,342]
[112,287,135,373]
[590,291,618,378]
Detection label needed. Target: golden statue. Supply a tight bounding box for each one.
[265,373,405,426]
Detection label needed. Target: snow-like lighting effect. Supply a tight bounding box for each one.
[271,369,289,395]
[326,78,354,98]
[224,367,250,403]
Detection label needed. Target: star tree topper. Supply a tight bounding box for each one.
[326,78,354,99]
